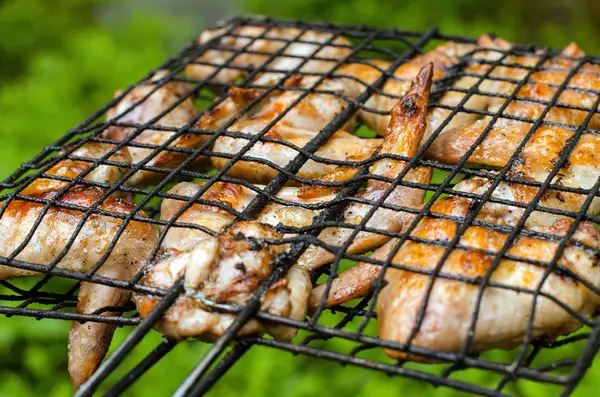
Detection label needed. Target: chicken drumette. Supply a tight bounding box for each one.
[104,70,209,186]
[311,121,600,360]
[0,143,159,388]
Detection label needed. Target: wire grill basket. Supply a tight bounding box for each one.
[2,15,600,397]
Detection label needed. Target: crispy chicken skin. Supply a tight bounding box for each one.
[136,182,314,341]
[200,75,382,184]
[205,73,363,132]
[377,202,600,360]
[339,36,558,139]
[426,38,600,165]
[0,143,159,388]
[19,142,131,196]
[185,25,353,86]
[339,40,477,136]
[296,64,434,269]
[352,36,600,160]
[135,222,311,341]
[104,70,208,186]
[157,181,337,255]
[479,38,600,130]
[311,121,600,360]
[427,124,600,219]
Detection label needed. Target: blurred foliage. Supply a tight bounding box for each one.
[1,0,600,396]
[0,0,105,79]
[242,0,600,52]
[0,1,173,178]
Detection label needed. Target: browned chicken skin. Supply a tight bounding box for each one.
[377,203,600,360]
[0,143,159,388]
[312,185,600,361]
[311,121,600,361]
[480,38,600,130]
[190,34,508,188]
[426,37,600,165]
[340,41,478,137]
[135,221,311,341]
[296,64,434,269]
[134,181,313,341]
[199,74,382,184]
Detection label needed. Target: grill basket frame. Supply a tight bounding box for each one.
[1,15,600,397]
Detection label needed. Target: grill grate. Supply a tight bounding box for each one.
[1,15,600,397]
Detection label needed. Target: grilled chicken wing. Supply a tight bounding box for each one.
[295,64,433,269]
[376,201,600,360]
[0,143,159,388]
[200,75,383,184]
[311,120,600,360]
[135,221,311,341]
[135,181,316,341]
[104,70,208,186]
[426,39,600,165]
[312,200,600,361]
[339,40,477,136]
[316,226,598,360]
[185,25,353,87]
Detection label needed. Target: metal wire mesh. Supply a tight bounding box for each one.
[1,15,600,397]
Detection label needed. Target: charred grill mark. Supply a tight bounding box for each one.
[235,262,247,273]
[401,94,420,117]
[233,232,246,241]
[512,155,525,169]
[246,236,265,251]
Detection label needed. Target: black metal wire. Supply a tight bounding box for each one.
[1,15,600,397]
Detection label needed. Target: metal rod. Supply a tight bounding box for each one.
[103,339,178,397]
[74,278,184,397]
[185,343,252,395]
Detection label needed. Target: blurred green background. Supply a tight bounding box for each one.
[2,0,600,396]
